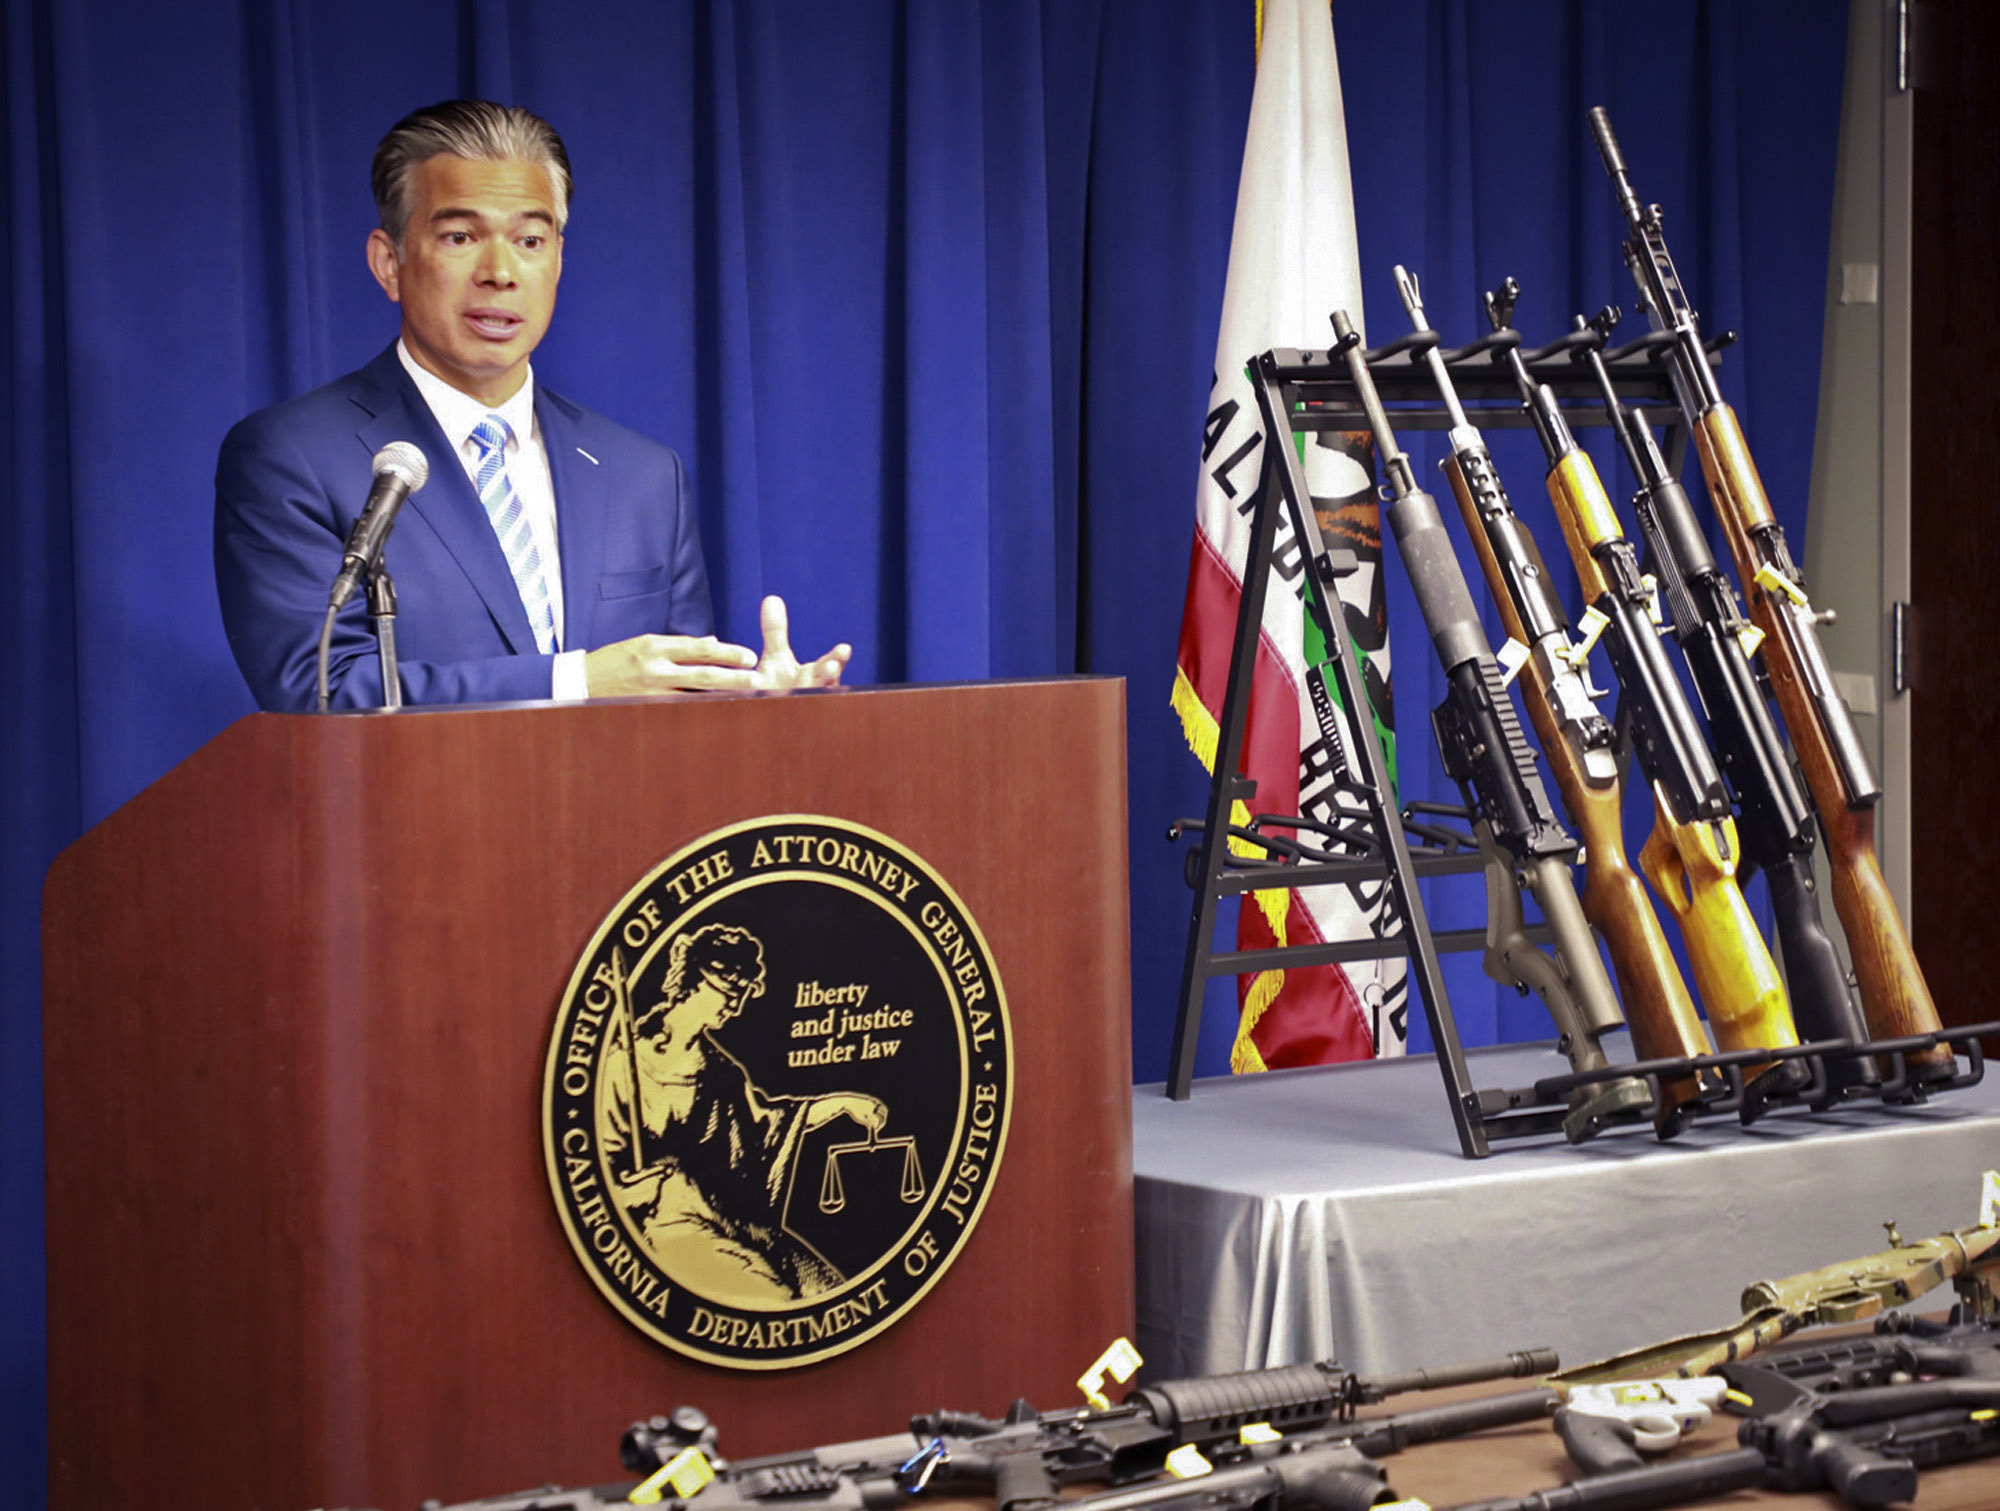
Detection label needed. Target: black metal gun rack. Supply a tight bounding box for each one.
[1166,321,2000,1157]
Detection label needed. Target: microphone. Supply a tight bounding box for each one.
[328,442,429,609]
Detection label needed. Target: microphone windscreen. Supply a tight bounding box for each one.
[371,440,430,492]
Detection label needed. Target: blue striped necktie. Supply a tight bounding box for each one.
[470,414,557,654]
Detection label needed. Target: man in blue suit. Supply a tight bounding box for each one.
[216,100,847,711]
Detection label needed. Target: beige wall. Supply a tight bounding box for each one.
[1806,0,1912,915]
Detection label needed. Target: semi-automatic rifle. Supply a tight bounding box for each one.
[1476,279,1804,1109]
[388,1351,1564,1511]
[1554,1191,2000,1386]
[1573,306,1876,1098]
[1389,267,1760,1129]
[1453,1317,2000,1510]
[1587,105,1951,1083]
[622,1350,1559,1510]
[1331,308,1649,1143]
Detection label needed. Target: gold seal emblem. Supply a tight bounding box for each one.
[543,815,1012,1368]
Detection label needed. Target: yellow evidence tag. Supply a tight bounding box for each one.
[1164,1445,1212,1479]
[1078,1337,1144,1411]
[628,1447,716,1504]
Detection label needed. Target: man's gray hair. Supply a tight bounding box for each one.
[371,99,573,249]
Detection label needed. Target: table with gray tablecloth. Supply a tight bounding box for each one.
[1132,1038,2000,1381]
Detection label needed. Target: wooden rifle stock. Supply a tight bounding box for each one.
[1692,407,1948,1070]
[1539,448,1797,1070]
[1636,811,1792,1054]
[1587,104,1946,1080]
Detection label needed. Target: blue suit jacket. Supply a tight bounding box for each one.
[215,344,714,710]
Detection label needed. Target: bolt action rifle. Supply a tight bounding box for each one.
[1477,279,1805,1112]
[1573,305,1877,1099]
[1587,106,1951,1084]
[1331,307,1650,1143]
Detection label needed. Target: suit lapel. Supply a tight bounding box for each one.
[349,348,537,654]
[539,389,608,651]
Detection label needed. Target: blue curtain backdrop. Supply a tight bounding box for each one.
[2,0,1846,1496]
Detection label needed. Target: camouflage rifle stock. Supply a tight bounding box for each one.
[1575,309,1877,1097]
[1554,1188,2000,1386]
[1587,106,1950,1083]
[1332,309,1650,1143]
[1480,280,1803,1108]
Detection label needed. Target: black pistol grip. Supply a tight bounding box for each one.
[1765,851,1873,1059]
[1554,1405,1647,1477]
[1269,1449,1393,1511]
[992,1452,1060,1511]
[1812,1430,1918,1509]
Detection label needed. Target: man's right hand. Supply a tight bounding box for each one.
[584,634,761,697]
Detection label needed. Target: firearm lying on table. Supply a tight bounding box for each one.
[392,1347,1562,1511]
[1554,1188,2000,1389]
[1444,1311,2000,1511]
[1436,1174,2000,1510]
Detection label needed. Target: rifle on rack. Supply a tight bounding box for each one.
[1388,266,1760,1130]
[1477,278,1804,1110]
[1573,305,1877,1097]
[1329,307,1650,1143]
[1587,105,1952,1085]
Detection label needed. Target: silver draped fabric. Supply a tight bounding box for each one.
[1133,1038,2000,1380]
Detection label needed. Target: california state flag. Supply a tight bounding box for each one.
[1171,0,1404,1070]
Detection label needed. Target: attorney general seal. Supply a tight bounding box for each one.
[542,815,1012,1369]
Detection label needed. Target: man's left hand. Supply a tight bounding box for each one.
[753,595,850,690]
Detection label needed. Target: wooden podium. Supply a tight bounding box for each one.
[42,679,1134,1511]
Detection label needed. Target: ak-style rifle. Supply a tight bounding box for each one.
[1331,308,1649,1143]
[1587,106,1950,1083]
[1574,305,1877,1097]
[1554,1200,2000,1387]
[1478,279,1803,1108]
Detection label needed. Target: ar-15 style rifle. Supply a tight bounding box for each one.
[1573,305,1876,1099]
[393,1352,1564,1511]
[1469,277,1804,1116]
[1587,105,1951,1085]
[1330,308,1649,1143]
[622,1350,1560,1511]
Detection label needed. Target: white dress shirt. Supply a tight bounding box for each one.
[397,340,589,699]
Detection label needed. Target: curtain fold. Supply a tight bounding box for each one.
[0,0,1847,1496]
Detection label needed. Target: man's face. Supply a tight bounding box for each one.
[366,154,563,406]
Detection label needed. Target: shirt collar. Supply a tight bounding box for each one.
[396,339,539,451]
